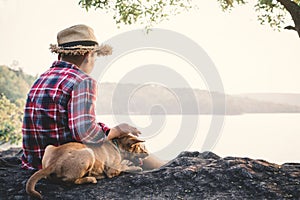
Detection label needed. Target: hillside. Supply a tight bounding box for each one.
[1,65,299,115]
[0,65,36,103]
[96,83,300,115]
[239,93,300,107]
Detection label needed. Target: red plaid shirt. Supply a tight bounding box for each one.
[22,61,110,170]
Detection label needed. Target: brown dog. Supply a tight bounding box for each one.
[26,134,148,199]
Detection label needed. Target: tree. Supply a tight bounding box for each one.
[0,65,36,103]
[276,0,300,36]
[0,65,36,145]
[0,94,23,145]
[78,0,300,37]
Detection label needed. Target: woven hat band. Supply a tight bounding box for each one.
[59,40,99,48]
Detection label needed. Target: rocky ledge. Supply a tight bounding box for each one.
[0,148,299,200]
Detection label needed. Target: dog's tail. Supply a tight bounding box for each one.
[26,164,55,200]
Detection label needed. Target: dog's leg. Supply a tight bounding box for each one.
[90,159,106,179]
[90,170,105,179]
[104,166,121,178]
[121,165,143,172]
[74,177,97,184]
[142,154,168,170]
[94,174,105,179]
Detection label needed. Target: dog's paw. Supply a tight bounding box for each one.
[121,160,134,166]
[75,177,97,184]
[87,176,97,184]
[91,178,97,184]
[125,166,143,172]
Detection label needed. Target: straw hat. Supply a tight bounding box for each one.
[49,24,112,56]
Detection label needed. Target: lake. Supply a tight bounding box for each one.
[2,114,299,165]
[98,113,300,164]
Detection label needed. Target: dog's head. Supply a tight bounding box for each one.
[115,134,149,166]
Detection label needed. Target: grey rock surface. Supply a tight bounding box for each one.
[0,148,299,199]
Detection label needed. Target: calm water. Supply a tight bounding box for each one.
[2,114,299,165]
[98,114,300,164]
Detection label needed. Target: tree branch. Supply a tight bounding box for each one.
[276,0,300,37]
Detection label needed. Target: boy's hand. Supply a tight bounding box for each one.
[107,123,141,140]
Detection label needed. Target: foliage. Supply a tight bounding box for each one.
[217,0,247,11]
[0,65,36,145]
[0,65,36,103]
[254,1,287,29]
[0,94,23,145]
[78,0,300,31]
[217,0,288,29]
[79,0,193,29]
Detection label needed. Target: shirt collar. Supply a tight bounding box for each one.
[51,60,80,70]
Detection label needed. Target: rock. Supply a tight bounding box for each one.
[0,147,22,158]
[0,148,299,199]
[13,195,24,200]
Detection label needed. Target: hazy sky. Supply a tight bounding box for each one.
[1,0,300,94]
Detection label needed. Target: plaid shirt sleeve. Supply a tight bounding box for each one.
[69,77,110,143]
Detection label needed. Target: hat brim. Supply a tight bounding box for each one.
[49,44,112,56]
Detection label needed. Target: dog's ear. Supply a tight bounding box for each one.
[122,133,145,143]
[128,137,145,146]
[133,137,145,143]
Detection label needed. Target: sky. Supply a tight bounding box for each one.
[0,0,300,95]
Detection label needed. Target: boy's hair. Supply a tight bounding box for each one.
[59,53,88,67]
